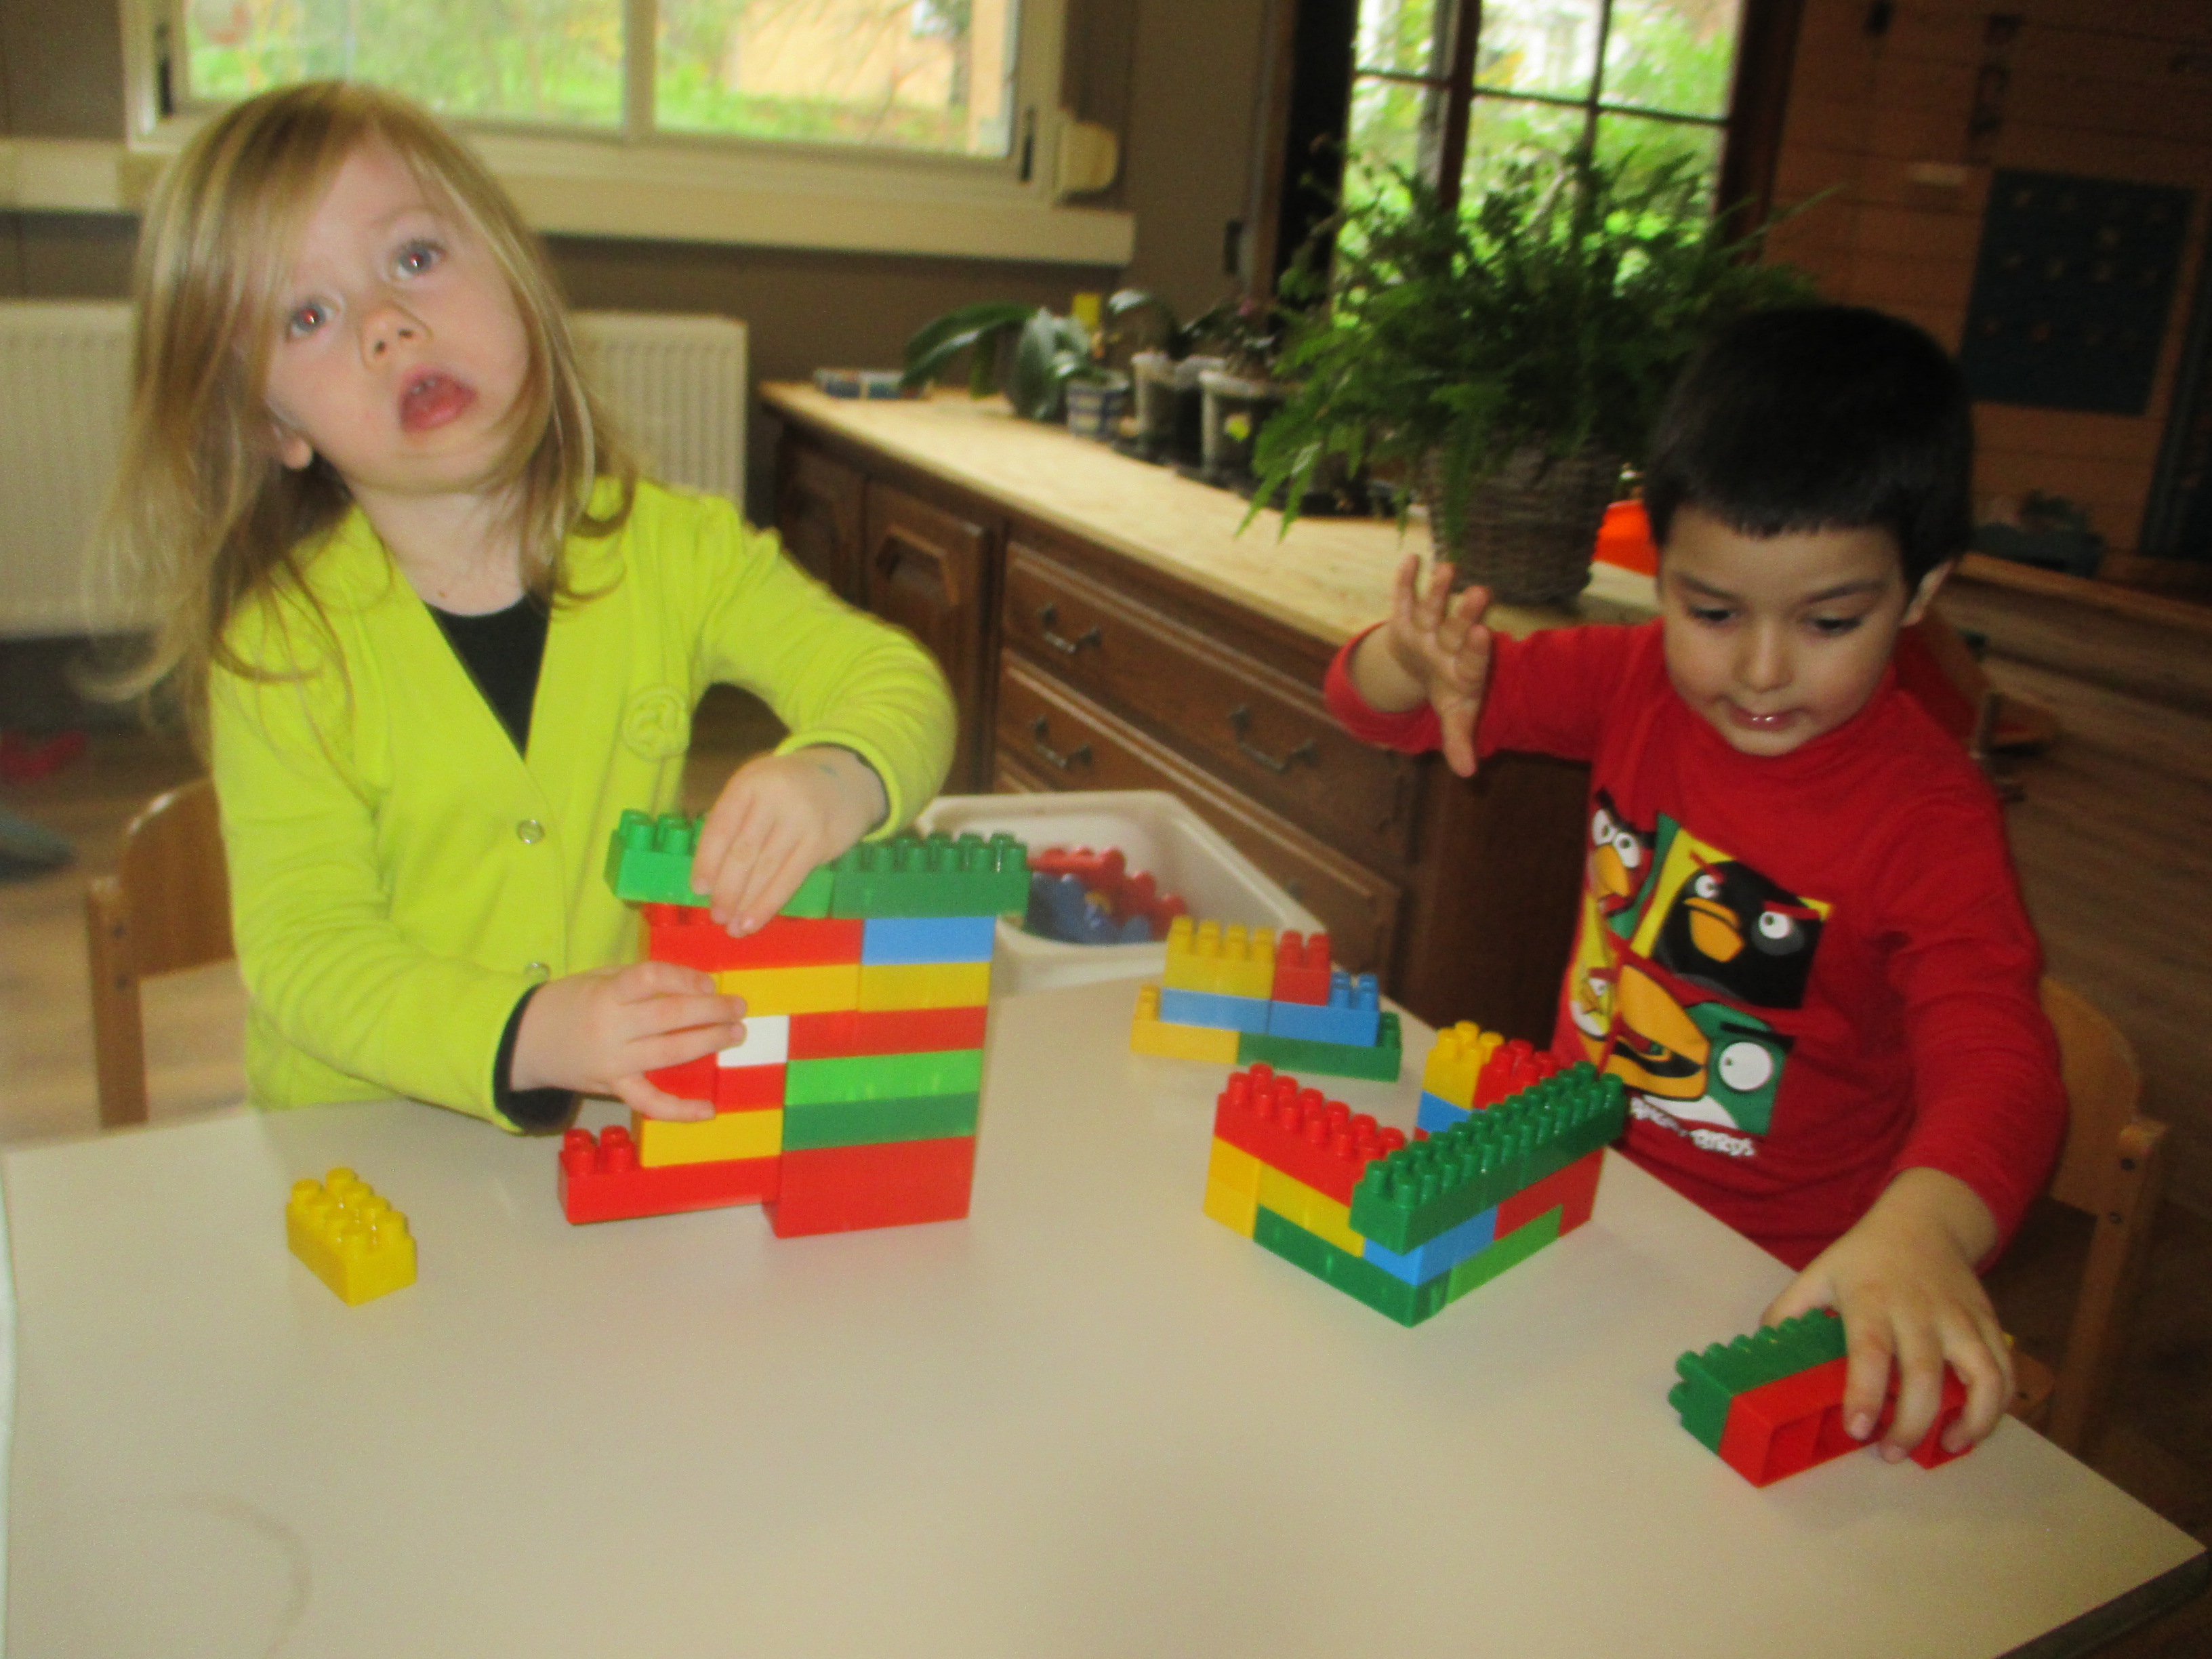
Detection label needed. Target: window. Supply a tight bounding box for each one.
[174,0,1025,165]
[1347,0,1752,209]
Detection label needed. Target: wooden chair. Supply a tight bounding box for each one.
[84,778,234,1129]
[2007,978,2170,1456]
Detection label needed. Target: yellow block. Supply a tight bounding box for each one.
[1163,916,1276,1000]
[1203,1172,1258,1237]
[286,1169,416,1306]
[1424,1021,1501,1111]
[857,960,993,1011]
[1131,983,1241,1063]
[1208,1135,1262,1197]
[636,1107,783,1168]
[714,962,860,1017]
[1256,1162,1368,1257]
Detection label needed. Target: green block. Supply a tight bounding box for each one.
[1442,1206,1562,1307]
[1349,1066,1627,1253]
[785,1048,986,1105]
[1251,1207,1452,1327]
[1667,1309,1849,1454]
[827,832,1029,918]
[781,865,836,918]
[782,1090,979,1150]
[1236,1013,1404,1082]
[605,810,702,905]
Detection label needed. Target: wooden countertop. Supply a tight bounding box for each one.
[762,384,1659,648]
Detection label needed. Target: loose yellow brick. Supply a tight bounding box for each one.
[1424,1021,1501,1111]
[287,1169,416,1306]
[1131,983,1240,1063]
[1164,916,1276,1000]
[715,962,861,1016]
[857,960,993,1011]
[635,1107,783,1167]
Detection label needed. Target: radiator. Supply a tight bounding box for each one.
[0,304,748,638]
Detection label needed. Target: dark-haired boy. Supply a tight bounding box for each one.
[1326,306,2064,1461]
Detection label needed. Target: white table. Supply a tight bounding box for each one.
[5,976,2203,1657]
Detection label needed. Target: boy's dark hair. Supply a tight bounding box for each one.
[1642,305,1973,587]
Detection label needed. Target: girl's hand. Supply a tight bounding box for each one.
[512,961,745,1122]
[692,746,888,935]
[1763,1168,2011,1460]
[1351,555,1495,777]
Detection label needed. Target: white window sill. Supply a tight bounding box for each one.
[0,134,1132,266]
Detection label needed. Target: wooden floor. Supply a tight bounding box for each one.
[1,613,2208,1640]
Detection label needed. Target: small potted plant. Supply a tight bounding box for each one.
[1194,295,1286,485]
[1104,289,1233,465]
[1252,150,1811,602]
[901,302,1096,423]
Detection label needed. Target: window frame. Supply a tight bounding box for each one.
[115,0,1132,266]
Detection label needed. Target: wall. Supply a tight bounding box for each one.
[0,0,1271,520]
[1766,0,2212,583]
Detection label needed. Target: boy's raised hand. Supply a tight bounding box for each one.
[1357,554,1494,777]
[512,960,743,1122]
[1762,1168,2013,1461]
[693,746,889,937]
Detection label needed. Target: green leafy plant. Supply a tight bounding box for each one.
[1107,289,1282,378]
[1251,149,1815,541]
[901,302,1096,421]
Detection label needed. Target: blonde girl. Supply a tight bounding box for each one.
[111,81,954,1127]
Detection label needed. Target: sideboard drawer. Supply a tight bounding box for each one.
[996,659,1401,974]
[1002,545,1420,868]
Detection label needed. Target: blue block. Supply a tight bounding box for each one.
[861,914,997,964]
[1361,1203,1498,1284]
[1416,1090,1472,1136]
[1158,987,1272,1034]
[1265,970,1381,1046]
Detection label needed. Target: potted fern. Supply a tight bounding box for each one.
[1252,150,1811,602]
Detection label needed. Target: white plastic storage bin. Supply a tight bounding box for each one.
[914,791,1324,996]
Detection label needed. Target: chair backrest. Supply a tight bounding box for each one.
[2041,977,2144,1213]
[85,778,234,1128]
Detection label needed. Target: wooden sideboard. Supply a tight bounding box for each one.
[762,386,1645,1043]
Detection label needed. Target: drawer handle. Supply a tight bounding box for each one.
[1029,716,1094,773]
[1227,705,1318,775]
[1036,603,1103,657]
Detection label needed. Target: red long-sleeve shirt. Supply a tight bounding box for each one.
[1326,620,2064,1268]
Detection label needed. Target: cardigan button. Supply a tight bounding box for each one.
[516,819,545,844]
[523,962,550,982]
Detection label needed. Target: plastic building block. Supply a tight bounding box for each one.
[783,1090,980,1151]
[1237,1012,1403,1083]
[1256,1162,1368,1256]
[857,960,992,1011]
[1474,1038,1563,1109]
[1028,871,1151,944]
[1670,1309,1851,1454]
[1164,917,1277,1000]
[287,1169,416,1306]
[790,1005,988,1060]
[1203,1138,1263,1235]
[718,1014,792,1068]
[1264,970,1380,1046]
[1415,1091,1469,1135]
[636,1106,784,1167]
[1131,983,1240,1063]
[780,864,836,918]
[1158,985,1272,1033]
[714,961,861,1017]
[1252,1206,1454,1327]
[1444,1204,1562,1300]
[605,810,702,905]
[644,908,863,972]
[1360,1202,1498,1286]
[558,1126,778,1223]
[1211,1064,1407,1206]
[861,914,997,964]
[645,1050,718,1105]
[1271,931,1334,1005]
[1423,1021,1502,1113]
[1495,1147,1603,1237]
[826,832,1029,919]
[785,1047,986,1104]
[1348,1065,1627,1253]
[768,1134,977,1235]
[714,1062,787,1110]
[1031,846,1185,939]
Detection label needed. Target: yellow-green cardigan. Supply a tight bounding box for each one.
[209,481,956,1125]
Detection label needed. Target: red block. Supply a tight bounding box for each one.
[1495,1148,1604,1238]
[1271,932,1335,1005]
[767,1135,977,1237]
[1032,846,1125,886]
[644,907,865,973]
[646,1052,718,1105]
[714,1061,786,1110]
[1473,1039,1563,1109]
[1211,1064,1406,1206]
[787,1005,989,1060]
[557,1126,779,1224]
[1718,1357,1972,1486]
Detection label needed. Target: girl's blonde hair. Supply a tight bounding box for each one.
[106,79,634,735]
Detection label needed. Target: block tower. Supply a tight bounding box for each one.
[1131,920,1401,1082]
[1202,1048,1626,1326]
[560,811,1027,1237]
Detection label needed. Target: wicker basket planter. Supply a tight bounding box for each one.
[1422,445,1623,605]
